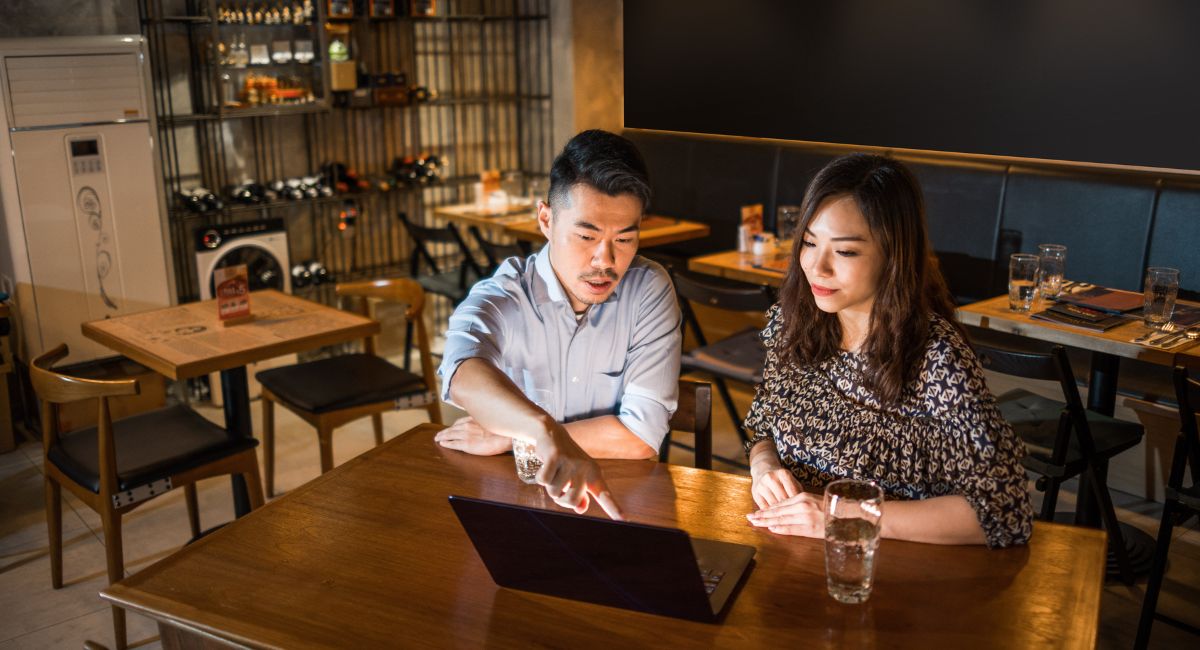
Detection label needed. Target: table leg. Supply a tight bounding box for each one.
[219,366,252,517]
[1087,351,1120,416]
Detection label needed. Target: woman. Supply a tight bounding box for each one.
[744,153,1032,548]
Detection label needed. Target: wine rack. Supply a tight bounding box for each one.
[138,0,553,305]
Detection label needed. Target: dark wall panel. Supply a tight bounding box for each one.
[625,1,1200,173]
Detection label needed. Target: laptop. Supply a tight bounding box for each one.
[448,495,756,622]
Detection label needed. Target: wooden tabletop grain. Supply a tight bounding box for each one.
[688,249,787,287]
[80,290,379,380]
[504,215,711,248]
[102,424,1106,649]
[958,294,1200,367]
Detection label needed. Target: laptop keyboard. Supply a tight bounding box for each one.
[700,568,726,595]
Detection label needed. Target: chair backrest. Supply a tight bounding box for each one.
[29,344,140,489]
[336,278,437,395]
[662,379,713,470]
[972,342,1087,465]
[468,225,525,274]
[397,211,483,281]
[670,269,774,348]
[1170,366,1200,492]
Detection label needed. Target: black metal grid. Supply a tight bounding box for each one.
[139,0,552,308]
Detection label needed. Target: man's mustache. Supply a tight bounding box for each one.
[579,269,618,282]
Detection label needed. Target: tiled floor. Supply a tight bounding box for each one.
[1,380,1198,649]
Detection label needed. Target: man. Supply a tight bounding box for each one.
[435,130,682,520]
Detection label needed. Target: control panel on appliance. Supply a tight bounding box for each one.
[70,138,104,176]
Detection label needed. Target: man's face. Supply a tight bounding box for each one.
[539,183,642,313]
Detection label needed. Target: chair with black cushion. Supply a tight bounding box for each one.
[659,379,713,470]
[973,342,1144,583]
[31,344,264,650]
[257,278,442,496]
[670,268,773,443]
[398,211,484,305]
[468,225,527,275]
[1135,366,1200,649]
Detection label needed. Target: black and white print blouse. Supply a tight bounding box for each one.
[744,305,1033,548]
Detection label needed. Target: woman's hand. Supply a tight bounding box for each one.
[750,467,802,509]
[748,439,802,509]
[746,492,826,538]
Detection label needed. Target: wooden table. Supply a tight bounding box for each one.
[434,203,712,250]
[506,214,711,249]
[82,290,378,514]
[103,424,1106,649]
[432,202,537,231]
[688,249,788,287]
[957,294,1200,416]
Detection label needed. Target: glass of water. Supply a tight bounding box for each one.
[776,205,802,242]
[513,388,553,485]
[1143,267,1180,329]
[1008,253,1040,312]
[1037,244,1067,299]
[824,479,884,604]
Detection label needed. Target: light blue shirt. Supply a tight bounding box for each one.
[438,246,682,450]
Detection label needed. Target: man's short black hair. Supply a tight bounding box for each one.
[547,130,651,212]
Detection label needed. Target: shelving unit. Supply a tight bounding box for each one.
[138,0,553,305]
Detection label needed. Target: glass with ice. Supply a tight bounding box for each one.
[513,388,553,485]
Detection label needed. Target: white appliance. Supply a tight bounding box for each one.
[194,218,291,299]
[194,218,293,404]
[0,35,173,365]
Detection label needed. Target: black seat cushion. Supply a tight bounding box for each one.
[257,353,428,414]
[418,271,472,303]
[996,389,1144,474]
[47,404,257,494]
[682,327,767,385]
[1167,483,1200,511]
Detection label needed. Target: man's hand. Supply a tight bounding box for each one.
[746,492,825,538]
[435,417,513,456]
[536,424,623,520]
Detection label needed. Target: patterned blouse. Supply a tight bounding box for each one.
[744,306,1033,548]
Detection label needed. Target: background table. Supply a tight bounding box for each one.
[82,290,378,514]
[103,424,1106,649]
[688,249,787,287]
[434,203,712,250]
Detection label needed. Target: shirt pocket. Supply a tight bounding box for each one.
[583,368,624,419]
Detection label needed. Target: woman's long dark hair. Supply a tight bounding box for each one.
[777,153,957,406]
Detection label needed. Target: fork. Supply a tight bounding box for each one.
[1134,322,1180,344]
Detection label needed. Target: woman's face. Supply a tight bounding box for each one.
[798,195,885,319]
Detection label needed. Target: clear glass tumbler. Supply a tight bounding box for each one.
[776,205,802,242]
[825,479,883,606]
[824,479,884,604]
[1143,267,1180,329]
[1008,253,1040,312]
[1037,244,1067,299]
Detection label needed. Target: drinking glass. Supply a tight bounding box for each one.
[528,177,549,208]
[776,205,802,242]
[1008,253,1040,312]
[513,387,553,485]
[1143,267,1180,329]
[501,171,525,208]
[823,479,884,604]
[1037,244,1067,299]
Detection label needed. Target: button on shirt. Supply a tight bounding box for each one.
[437,247,682,450]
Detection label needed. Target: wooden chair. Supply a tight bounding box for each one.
[670,269,773,443]
[659,379,713,470]
[257,278,442,496]
[31,345,264,650]
[1135,366,1200,649]
[973,342,1144,583]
